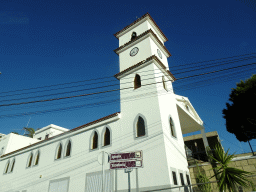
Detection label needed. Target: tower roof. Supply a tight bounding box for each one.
[114,13,168,42]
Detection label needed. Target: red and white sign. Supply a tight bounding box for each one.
[110,151,142,161]
[110,160,143,169]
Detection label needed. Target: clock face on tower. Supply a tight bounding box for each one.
[157,49,162,59]
[130,47,139,56]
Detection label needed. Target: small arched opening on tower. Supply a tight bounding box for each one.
[131,32,137,41]
[162,76,167,91]
[134,74,141,89]
[137,116,146,137]
[169,117,176,138]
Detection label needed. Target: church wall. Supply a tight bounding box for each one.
[118,64,173,190]
[34,128,66,140]
[118,20,164,47]
[119,38,153,71]
[2,134,38,155]
[146,20,165,44]
[119,21,148,47]
[152,66,191,186]
[0,105,173,192]
[149,38,169,69]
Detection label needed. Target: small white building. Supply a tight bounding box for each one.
[0,13,210,192]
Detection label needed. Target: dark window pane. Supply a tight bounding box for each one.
[137,117,145,137]
[131,32,137,40]
[10,160,15,172]
[92,132,98,149]
[57,144,62,159]
[172,171,178,185]
[5,162,9,173]
[104,128,110,146]
[28,154,33,167]
[170,118,175,137]
[186,174,190,185]
[35,153,40,165]
[180,173,185,185]
[134,74,141,89]
[66,141,71,156]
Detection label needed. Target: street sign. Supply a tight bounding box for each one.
[110,151,142,161]
[110,160,143,169]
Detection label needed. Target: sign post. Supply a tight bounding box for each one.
[109,151,143,192]
[125,168,133,192]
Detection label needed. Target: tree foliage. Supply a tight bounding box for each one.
[207,144,253,192]
[222,74,256,142]
[195,164,212,192]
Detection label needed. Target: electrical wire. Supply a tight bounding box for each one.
[1,52,255,97]
[1,66,254,119]
[0,62,255,108]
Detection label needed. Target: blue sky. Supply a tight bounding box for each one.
[0,0,256,155]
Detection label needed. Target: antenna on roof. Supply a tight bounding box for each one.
[23,117,31,135]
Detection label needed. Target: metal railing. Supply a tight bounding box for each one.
[141,180,218,192]
[142,176,256,192]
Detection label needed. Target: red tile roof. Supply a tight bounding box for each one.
[114,55,176,81]
[114,13,168,42]
[114,29,171,57]
[1,112,120,158]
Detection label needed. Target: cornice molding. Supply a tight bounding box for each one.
[114,13,168,42]
[114,29,171,57]
[114,55,176,82]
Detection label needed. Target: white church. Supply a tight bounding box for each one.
[0,13,210,192]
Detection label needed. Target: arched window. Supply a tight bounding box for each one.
[170,117,176,138]
[4,160,10,174]
[65,140,71,157]
[92,131,98,150]
[34,151,40,165]
[137,116,145,137]
[56,143,62,159]
[10,159,15,172]
[27,153,33,167]
[103,128,110,146]
[131,32,137,41]
[134,74,141,89]
[162,76,167,91]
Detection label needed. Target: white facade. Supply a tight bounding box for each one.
[0,13,207,192]
[34,124,69,140]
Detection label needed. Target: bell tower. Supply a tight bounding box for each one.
[113,13,191,190]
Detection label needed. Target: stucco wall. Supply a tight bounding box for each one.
[189,155,256,192]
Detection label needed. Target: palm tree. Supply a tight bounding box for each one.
[207,143,253,192]
[23,127,35,138]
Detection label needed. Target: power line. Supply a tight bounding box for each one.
[1,52,255,97]
[0,64,254,115]
[1,54,255,100]
[0,62,255,107]
[0,66,254,119]
[0,62,255,108]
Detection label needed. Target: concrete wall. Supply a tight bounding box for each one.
[188,155,256,192]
